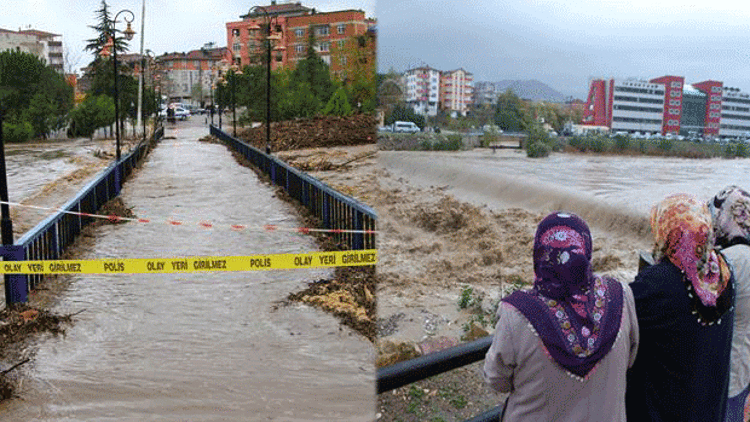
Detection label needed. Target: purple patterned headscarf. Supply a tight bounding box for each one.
[503,212,623,379]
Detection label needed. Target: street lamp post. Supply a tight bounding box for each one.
[249,6,282,155]
[110,9,136,191]
[142,49,155,143]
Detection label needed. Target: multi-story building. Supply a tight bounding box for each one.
[225,1,374,79]
[403,66,441,116]
[0,27,63,72]
[473,81,497,106]
[582,75,750,138]
[440,68,473,117]
[157,47,228,105]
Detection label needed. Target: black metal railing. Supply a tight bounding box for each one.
[377,335,504,422]
[5,125,163,300]
[210,125,376,251]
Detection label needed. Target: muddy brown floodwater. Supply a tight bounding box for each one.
[0,121,374,421]
[303,144,750,421]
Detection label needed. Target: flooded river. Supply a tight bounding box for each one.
[379,149,750,238]
[0,121,374,421]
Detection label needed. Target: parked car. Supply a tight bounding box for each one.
[393,121,421,133]
[173,107,190,120]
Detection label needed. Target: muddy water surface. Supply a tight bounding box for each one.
[0,122,374,421]
[379,149,750,236]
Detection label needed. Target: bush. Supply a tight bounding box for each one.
[585,136,607,153]
[526,141,551,158]
[568,136,585,151]
[2,119,34,143]
[613,134,630,151]
[420,135,463,151]
[737,143,749,158]
[657,138,673,151]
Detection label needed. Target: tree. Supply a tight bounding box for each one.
[322,86,352,116]
[336,33,376,113]
[68,95,115,139]
[85,0,128,57]
[494,89,528,132]
[288,27,335,108]
[385,103,425,129]
[0,50,74,139]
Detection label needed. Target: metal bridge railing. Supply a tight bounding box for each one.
[210,125,376,251]
[3,125,164,303]
[377,335,505,422]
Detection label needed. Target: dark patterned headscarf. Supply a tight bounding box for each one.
[503,212,623,379]
[709,185,750,248]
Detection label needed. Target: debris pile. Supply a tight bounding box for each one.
[237,114,376,151]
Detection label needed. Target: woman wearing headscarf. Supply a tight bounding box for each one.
[627,193,735,421]
[709,186,750,422]
[483,212,639,421]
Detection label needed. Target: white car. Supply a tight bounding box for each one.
[393,121,420,133]
[173,107,191,120]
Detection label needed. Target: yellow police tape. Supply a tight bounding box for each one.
[0,249,377,274]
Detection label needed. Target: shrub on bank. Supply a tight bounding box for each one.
[526,141,551,158]
[2,120,34,143]
[613,134,630,151]
[657,138,673,152]
[420,134,463,151]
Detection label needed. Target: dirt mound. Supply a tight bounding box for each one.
[288,266,376,342]
[0,305,76,400]
[237,114,376,151]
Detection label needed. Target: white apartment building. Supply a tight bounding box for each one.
[404,66,440,116]
[440,68,473,117]
[0,28,63,72]
[720,87,750,138]
[609,78,665,134]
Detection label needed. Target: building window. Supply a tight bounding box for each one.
[317,26,329,36]
[712,95,722,102]
[295,44,305,54]
[710,103,721,110]
[337,40,346,49]
[232,29,240,37]
[295,28,304,37]
[712,86,722,93]
[337,24,346,34]
[233,42,241,52]
[671,81,682,88]
[321,55,331,65]
[319,42,330,52]
[670,90,680,97]
[668,109,680,115]
[669,99,681,106]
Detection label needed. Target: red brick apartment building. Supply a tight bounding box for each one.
[225,1,375,79]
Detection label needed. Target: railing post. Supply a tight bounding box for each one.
[2,245,27,305]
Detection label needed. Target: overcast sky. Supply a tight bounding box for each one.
[377,0,750,99]
[4,0,375,73]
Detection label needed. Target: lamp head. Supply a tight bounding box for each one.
[124,22,136,41]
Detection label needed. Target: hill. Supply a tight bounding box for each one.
[493,79,567,102]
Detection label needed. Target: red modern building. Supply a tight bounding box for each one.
[582,75,750,138]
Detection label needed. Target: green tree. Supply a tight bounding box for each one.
[68,95,115,139]
[0,50,73,139]
[288,28,335,109]
[494,89,528,132]
[385,103,425,129]
[85,0,128,57]
[322,86,352,116]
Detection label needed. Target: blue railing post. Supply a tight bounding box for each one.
[2,245,28,304]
